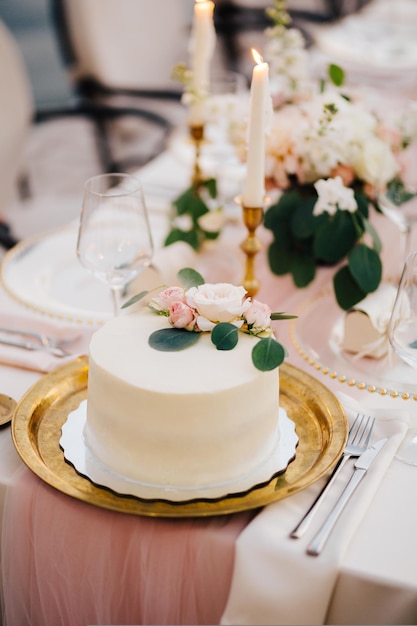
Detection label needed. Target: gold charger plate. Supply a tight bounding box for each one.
[11,356,347,518]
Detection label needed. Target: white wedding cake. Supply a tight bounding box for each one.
[76,276,296,499]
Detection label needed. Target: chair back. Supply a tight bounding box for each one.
[52,0,195,91]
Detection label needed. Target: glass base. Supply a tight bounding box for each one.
[395,428,417,465]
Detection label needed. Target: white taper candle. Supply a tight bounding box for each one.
[189,0,216,126]
[242,49,271,207]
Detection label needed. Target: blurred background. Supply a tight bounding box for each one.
[0,0,71,109]
[0,0,416,248]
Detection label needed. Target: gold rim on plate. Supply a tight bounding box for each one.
[11,356,347,518]
[290,285,417,401]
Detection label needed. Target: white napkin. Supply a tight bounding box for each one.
[221,394,410,625]
[0,313,92,373]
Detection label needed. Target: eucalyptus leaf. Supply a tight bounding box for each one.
[291,251,316,287]
[173,187,209,221]
[268,240,293,275]
[149,328,200,351]
[202,177,217,199]
[354,190,370,218]
[314,211,357,263]
[348,244,382,292]
[201,229,220,241]
[252,337,285,371]
[177,267,205,289]
[386,177,416,205]
[290,196,317,239]
[270,312,297,320]
[333,265,366,310]
[211,323,239,351]
[121,290,149,309]
[264,189,302,230]
[164,227,200,250]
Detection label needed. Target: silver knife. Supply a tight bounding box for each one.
[0,336,69,358]
[306,438,387,556]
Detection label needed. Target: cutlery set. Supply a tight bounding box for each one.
[290,413,386,556]
[0,327,72,358]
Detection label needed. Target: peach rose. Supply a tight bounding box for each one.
[245,299,272,331]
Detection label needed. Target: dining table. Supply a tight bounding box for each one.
[1,133,417,626]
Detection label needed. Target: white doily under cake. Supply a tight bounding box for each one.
[60,401,298,502]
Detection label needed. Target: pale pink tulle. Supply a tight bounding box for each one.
[1,466,256,625]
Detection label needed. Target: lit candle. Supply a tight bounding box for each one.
[189,0,216,126]
[242,49,271,208]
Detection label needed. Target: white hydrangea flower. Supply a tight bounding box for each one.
[313,176,358,216]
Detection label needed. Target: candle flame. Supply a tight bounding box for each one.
[251,48,263,65]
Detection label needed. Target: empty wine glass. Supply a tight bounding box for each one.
[77,173,153,316]
[377,144,417,271]
[388,250,417,464]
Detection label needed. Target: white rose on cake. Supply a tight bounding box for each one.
[186,283,249,331]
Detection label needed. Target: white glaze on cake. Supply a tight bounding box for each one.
[85,308,280,490]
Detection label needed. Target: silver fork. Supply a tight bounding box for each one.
[0,327,72,358]
[289,413,375,539]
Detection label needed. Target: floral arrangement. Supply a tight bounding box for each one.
[264,0,310,102]
[123,268,295,371]
[260,0,417,310]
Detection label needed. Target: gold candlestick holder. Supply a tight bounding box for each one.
[189,124,205,186]
[240,200,264,298]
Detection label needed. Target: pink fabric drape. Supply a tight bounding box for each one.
[1,466,256,626]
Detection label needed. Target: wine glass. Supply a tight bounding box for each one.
[377,144,417,272]
[388,250,417,464]
[77,173,153,316]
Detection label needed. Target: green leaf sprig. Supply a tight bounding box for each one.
[264,182,383,310]
[164,178,223,251]
[123,268,294,372]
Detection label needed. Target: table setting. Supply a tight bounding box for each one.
[1,0,417,624]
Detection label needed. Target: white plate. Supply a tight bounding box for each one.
[0,225,166,327]
[290,287,416,399]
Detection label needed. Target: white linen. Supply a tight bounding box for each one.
[0,312,89,373]
[221,396,410,625]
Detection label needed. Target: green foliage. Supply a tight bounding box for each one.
[211,323,239,350]
[149,328,201,351]
[385,177,416,205]
[328,64,345,87]
[177,268,205,289]
[264,184,383,310]
[164,178,222,251]
[121,290,150,309]
[252,337,286,371]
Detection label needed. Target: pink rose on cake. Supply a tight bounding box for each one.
[151,286,186,311]
[245,300,273,335]
[168,301,196,331]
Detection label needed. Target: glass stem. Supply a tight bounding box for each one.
[400,224,412,273]
[111,287,123,317]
